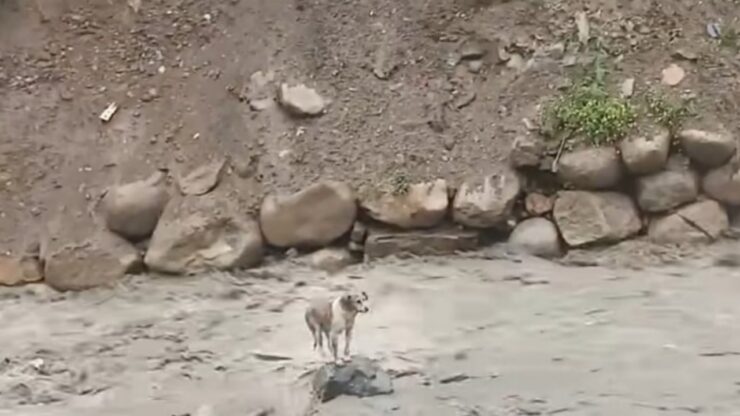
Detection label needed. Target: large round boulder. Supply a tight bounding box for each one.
[260,181,356,248]
[557,147,623,190]
[619,127,671,175]
[145,194,264,274]
[452,169,521,228]
[508,217,562,258]
[553,191,641,247]
[101,171,170,242]
[360,179,448,229]
[678,128,736,167]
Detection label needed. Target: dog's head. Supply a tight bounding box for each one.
[341,291,369,313]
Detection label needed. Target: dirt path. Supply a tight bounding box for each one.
[2,246,740,415]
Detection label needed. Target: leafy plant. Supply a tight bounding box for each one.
[544,52,636,146]
[389,173,410,196]
[546,81,636,146]
[644,92,692,133]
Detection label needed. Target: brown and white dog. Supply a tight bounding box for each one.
[304,291,369,364]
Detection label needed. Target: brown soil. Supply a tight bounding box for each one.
[2,1,740,412]
[2,0,740,250]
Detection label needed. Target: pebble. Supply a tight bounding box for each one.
[661,64,685,86]
[620,78,635,98]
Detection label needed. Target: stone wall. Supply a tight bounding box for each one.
[0,125,736,291]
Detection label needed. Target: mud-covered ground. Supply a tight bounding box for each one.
[3,242,740,415]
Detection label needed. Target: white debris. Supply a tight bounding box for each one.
[99,102,118,122]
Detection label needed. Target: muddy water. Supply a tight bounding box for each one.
[2,247,740,415]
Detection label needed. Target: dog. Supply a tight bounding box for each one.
[304,291,369,364]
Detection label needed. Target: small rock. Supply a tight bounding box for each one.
[661,64,685,86]
[0,255,43,286]
[309,248,357,273]
[562,55,578,67]
[460,39,486,60]
[506,54,525,71]
[702,163,740,205]
[553,191,641,247]
[452,169,522,228]
[145,195,264,274]
[312,356,393,403]
[635,158,699,212]
[557,147,623,190]
[544,42,565,59]
[508,218,562,258]
[364,229,479,260]
[575,11,590,44]
[619,127,671,175]
[439,373,471,384]
[249,98,274,111]
[177,159,226,196]
[467,60,483,73]
[672,49,698,61]
[101,171,170,242]
[678,129,736,167]
[45,231,142,291]
[620,78,635,98]
[260,181,356,248]
[509,135,544,168]
[277,83,326,116]
[360,179,448,229]
[648,200,728,244]
[707,22,721,39]
[524,193,554,216]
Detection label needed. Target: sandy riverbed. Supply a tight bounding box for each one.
[2,244,740,415]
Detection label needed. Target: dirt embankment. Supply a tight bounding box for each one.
[2,0,739,251]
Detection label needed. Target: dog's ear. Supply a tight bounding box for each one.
[361,291,369,301]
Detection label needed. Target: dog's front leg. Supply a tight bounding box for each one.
[343,327,353,360]
[329,331,340,364]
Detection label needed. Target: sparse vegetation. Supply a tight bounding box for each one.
[544,52,697,148]
[389,173,411,196]
[545,78,636,147]
[644,91,693,133]
[720,27,739,50]
[544,53,637,147]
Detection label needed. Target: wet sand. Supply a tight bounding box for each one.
[2,246,740,415]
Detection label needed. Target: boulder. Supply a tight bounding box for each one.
[619,127,671,175]
[678,129,736,167]
[364,229,479,260]
[277,83,326,116]
[703,163,740,205]
[524,192,554,216]
[177,159,226,196]
[0,255,43,286]
[101,171,170,242]
[509,135,544,168]
[635,157,698,212]
[553,191,641,247]
[360,179,448,229]
[309,247,357,273]
[452,169,521,228]
[556,147,623,190]
[312,356,393,403]
[145,195,264,274]
[260,181,357,248]
[508,218,562,258]
[44,231,142,291]
[648,200,728,244]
